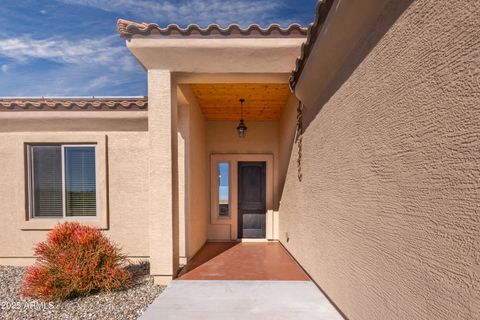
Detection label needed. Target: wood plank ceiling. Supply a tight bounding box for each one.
[190,83,291,121]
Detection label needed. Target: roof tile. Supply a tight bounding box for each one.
[117,19,308,39]
[0,97,148,111]
[289,0,335,91]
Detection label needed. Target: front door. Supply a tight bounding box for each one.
[238,161,266,238]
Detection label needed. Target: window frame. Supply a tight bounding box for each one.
[27,143,99,220]
[216,161,231,219]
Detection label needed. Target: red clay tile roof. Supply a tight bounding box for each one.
[117,19,308,39]
[289,0,335,91]
[0,97,148,111]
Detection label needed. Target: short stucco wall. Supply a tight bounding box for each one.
[279,1,480,319]
[0,126,150,265]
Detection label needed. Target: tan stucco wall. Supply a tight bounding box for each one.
[207,121,280,207]
[0,112,147,132]
[206,120,280,239]
[127,38,305,73]
[0,130,150,264]
[147,70,179,284]
[278,95,299,204]
[177,104,188,263]
[280,1,480,319]
[178,85,209,260]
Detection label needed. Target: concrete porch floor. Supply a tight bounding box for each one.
[140,242,344,320]
[178,242,310,280]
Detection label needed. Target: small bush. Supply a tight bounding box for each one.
[20,222,131,301]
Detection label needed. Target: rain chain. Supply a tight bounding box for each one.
[295,102,304,182]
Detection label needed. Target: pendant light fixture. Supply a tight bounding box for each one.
[236,98,247,138]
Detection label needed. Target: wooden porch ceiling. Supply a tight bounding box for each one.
[190,83,291,121]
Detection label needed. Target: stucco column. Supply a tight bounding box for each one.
[177,103,189,265]
[148,69,179,285]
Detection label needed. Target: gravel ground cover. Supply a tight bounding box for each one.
[0,262,165,320]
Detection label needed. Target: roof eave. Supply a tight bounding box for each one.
[289,0,335,92]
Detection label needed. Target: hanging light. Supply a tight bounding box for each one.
[236,98,247,138]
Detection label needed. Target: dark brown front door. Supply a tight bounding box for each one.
[238,161,266,238]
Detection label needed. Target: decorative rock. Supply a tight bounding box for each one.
[0,263,164,320]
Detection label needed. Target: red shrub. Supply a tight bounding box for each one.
[20,222,131,301]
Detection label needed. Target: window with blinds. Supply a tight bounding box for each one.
[28,144,97,218]
[65,147,96,217]
[31,146,63,217]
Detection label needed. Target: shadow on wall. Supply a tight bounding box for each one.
[302,0,414,131]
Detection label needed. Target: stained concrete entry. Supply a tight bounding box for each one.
[178,242,308,280]
[140,242,343,320]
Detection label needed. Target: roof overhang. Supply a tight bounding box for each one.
[292,0,388,107]
[117,20,307,79]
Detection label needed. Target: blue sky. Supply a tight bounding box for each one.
[0,0,317,97]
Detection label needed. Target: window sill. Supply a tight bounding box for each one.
[20,217,108,231]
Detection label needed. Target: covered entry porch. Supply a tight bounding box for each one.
[156,75,300,285]
[119,19,304,284]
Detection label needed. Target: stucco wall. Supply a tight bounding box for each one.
[278,95,299,204]
[181,85,209,259]
[0,129,150,265]
[206,121,280,239]
[207,121,280,207]
[279,1,480,320]
[104,132,150,258]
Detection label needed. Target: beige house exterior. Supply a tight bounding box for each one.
[0,0,478,319]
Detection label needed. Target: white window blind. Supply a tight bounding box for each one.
[31,146,63,217]
[64,147,97,217]
[28,144,97,218]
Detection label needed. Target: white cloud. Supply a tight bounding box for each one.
[0,35,145,96]
[0,36,135,71]
[40,9,48,15]
[0,62,146,96]
[57,0,284,26]
[84,75,110,91]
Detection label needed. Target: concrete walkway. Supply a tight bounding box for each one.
[140,280,343,320]
[140,242,343,319]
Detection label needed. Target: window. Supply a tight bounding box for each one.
[28,144,97,218]
[217,162,230,217]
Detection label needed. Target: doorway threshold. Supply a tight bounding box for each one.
[240,238,272,243]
